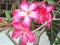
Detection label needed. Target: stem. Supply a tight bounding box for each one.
[0,26,8,30]
[32,18,60,38]
[6,33,18,45]
[39,27,45,37]
[0,12,4,14]
[29,0,34,4]
[52,11,56,19]
[31,0,34,2]
[6,28,18,45]
[53,0,60,6]
[52,18,60,20]
[32,22,47,33]
[33,27,45,45]
[38,27,45,45]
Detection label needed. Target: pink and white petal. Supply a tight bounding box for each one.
[12,9,20,16]
[29,11,38,19]
[19,11,26,17]
[47,6,54,13]
[21,34,28,45]
[12,9,25,17]
[12,17,20,23]
[20,1,28,11]
[22,16,31,27]
[26,32,35,42]
[29,2,38,11]
[12,9,17,16]
[12,29,22,38]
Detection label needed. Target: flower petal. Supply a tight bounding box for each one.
[29,11,38,19]
[19,11,26,17]
[22,16,31,27]
[45,13,52,22]
[46,22,50,29]
[12,9,25,17]
[12,22,23,29]
[47,6,54,13]
[21,34,28,45]
[20,1,28,11]
[12,9,20,16]
[12,29,22,38]
[29,2,38,11]
[38,17,44,24]
[40,2,46,8]
[45,14,52,29]
[26,32,35,42]
[12,16,20,23]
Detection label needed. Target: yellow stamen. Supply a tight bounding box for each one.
[26,10,30,15]
[22,28,26,33]
[39,14,43,17]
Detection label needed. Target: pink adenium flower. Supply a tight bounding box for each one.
[37,2,54,28]
[12,1,38,27]
[12,21,35,45]
[37,7,46,24]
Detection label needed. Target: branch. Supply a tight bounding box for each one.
[33,27,45,45]
[28,0,34,4]
[0,26,8,30]
[6,28,18,45]
[53,0,60,5]
[31,0,34,2]
[1,27,18,45]
[32,22,47,33]
[6,33,18,45]
[52,18,60,20]
[37,27,45,45]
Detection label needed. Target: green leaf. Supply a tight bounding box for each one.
[0,24,4,27]
[47,0,54,4]
[11,4,15,10]
[46,20,60,45]
[55,37,60,45]
[0,30,3,32]
[30,22,35,31]
[5,10,11,22]
[30,20,39,31]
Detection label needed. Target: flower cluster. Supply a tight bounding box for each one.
[11,0,53,45]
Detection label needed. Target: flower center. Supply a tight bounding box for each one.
[22,28,26,33]
[26,10,30,15]
[39,14,43,17]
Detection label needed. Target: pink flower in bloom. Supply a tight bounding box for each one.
[12,1,38,27]
[37,7,46,24]
[37,2,54,28]
[12,21,35,45]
